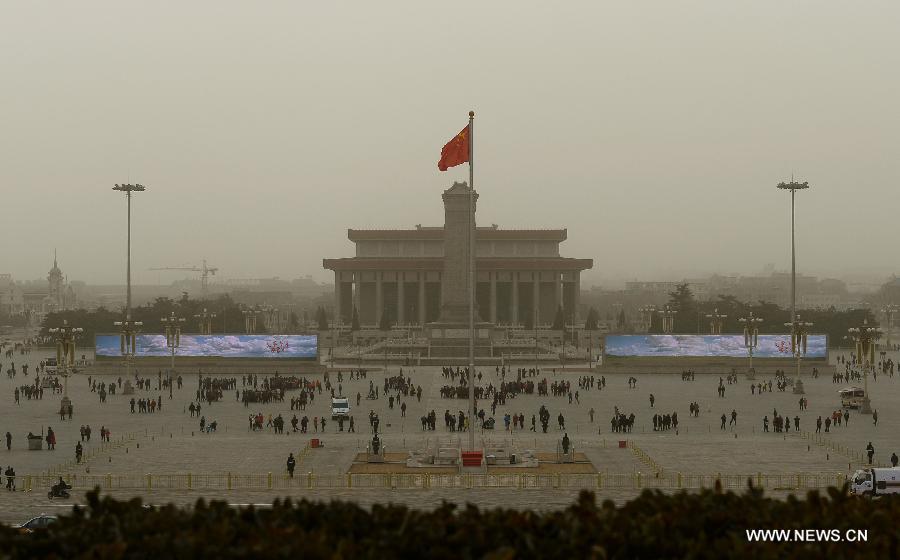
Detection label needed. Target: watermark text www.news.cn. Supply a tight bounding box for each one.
[746,529,867,543]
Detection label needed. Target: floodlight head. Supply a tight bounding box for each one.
[112,183,147,192]
[777,180,810,191]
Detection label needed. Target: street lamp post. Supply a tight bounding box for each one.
[48,320,82,414]
[881,304,898,350]
[112,183,145,380]
[161,311,185,400]
[739,312,763,376]
[660,305,677,334]
[848,320,880,414]
[194,308,217,335]
[706,308,727,335]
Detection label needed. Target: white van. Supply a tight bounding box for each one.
[331,397,350,421]
[850,467,900,497]
[839,387,866,409]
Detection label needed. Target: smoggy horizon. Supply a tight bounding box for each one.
[2,2,898,288]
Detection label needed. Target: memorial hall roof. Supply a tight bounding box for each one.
[323,257,592,271]
[347,228,567,242]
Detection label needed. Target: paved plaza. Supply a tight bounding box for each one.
[1,342,898,524]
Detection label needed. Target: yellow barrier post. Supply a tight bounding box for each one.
[307,472,313,489]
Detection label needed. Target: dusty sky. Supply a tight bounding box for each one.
[2,2,898,288]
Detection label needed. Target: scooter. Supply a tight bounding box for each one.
[48,483,71,500]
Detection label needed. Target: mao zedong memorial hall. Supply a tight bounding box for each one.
[323,183,593,364]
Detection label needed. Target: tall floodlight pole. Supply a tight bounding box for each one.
[881,304,898,349]
[848,320,880,414]
[739,312,763,373]
[777,179,810,356]
[48,320,82,413]
[161,311,185,399]
[706,308,727,335]
[112,183,145,379]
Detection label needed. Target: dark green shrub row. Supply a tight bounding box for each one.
[0,485,896,559]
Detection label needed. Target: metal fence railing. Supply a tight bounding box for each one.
[18,470,848,493]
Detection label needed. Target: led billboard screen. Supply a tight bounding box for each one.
[95,334,317,359]
[605,334,827,358]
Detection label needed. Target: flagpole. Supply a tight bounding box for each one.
[467,110,476,453]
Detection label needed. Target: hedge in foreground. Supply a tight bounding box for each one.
[0,484,897,559]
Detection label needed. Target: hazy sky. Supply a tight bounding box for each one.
[2,2,898,288]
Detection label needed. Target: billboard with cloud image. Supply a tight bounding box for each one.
[605,334,827,358]
[95,334,317,360]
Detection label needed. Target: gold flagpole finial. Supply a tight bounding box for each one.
[469,110,475,118]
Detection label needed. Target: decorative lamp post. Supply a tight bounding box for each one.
[114,318,143,379]
[739,312,763,375]
[639,305,657,333]
[660,305,677,334]
[242,307,261,334]
[194,308,217,335]
[706,308,727,335]
[48,320,82,413]
[261,305,280,334]
[848,320,881,414]
[161,311,185,399]
[783,314,812,380]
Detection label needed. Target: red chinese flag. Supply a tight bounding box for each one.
[437,125,470,171]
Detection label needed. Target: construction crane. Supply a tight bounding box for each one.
[149,259,219,299]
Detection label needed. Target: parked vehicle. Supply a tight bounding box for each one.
[850,467,900,497]
[839,387,866,409]
[14,515,57,533]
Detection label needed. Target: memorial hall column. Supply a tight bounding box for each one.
[510,272,519,324]
[397,273,405,324]
[489,271,497,324]
[375,272,383,326]
[574,271,581,318]
[354,273,362,316]
[334,271,342,324]
[418,272,426,325]
[533,274,541,326]
[554,271,562,311]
